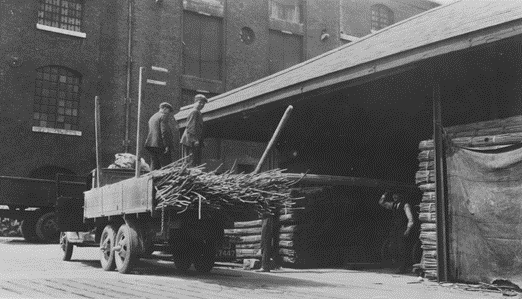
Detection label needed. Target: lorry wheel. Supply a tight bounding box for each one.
[193,242,216,273]
[100,225,117,271]
[20,218,39,243]
[174,257,192,272]
[60,232,74,261]
[114,223,139,274]
[35,212,60,243]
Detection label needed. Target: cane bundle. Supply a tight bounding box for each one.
[148,159,297,216]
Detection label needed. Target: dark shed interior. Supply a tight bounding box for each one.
[206,37,522,267]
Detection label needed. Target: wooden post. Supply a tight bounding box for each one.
[254,105,293,174]
[433,80,449,282]
[94,96,102,188]
[135,67,145,178]
[259,216,274,272]
[255,106,294,271]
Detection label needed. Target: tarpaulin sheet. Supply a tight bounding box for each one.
[448,143,522,286]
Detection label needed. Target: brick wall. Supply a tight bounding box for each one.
[0,0,437,179]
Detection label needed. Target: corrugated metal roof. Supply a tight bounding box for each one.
[176,0,522,125]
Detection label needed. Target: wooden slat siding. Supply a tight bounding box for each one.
[176,1,522,126]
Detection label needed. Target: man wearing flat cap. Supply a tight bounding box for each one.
[145,102,175,170]
[180,94,207,166]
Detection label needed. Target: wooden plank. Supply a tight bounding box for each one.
[422,192,436,203]
[279,213,298,224]
[278,248,297,257]
[415,170,435,185]
[419,212,437,223]
[279,225,297,233]
[419,183,435,192]
[419,132,522,150]
[279,233,295,240]
[421,223,437,232]
[444,115,522,135]
[224,227,262,235]
[234,220,262,228]
[420,202,436,213]
[235,248,261,258]
[278,240,294,248]
[235,243,261,249]
[283,173,417,191]
[227,234,261,244]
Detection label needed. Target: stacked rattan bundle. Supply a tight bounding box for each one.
[415,115,522,280]
[149,159,297,216]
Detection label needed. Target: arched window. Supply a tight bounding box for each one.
[33,66,81,131]
[371,4,394,31]
[37,0,84,32]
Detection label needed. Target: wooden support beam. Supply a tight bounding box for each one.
[283,173,417,191]
[433,79,450,282]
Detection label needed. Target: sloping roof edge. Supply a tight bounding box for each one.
[175,1,522,127]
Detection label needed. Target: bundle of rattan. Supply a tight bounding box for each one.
[149,160,297,216]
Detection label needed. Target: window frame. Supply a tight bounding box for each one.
[36,0,86,38]
[268,29,303,74]
[182,11,223,81]
[370,4,394,31]
[270,0,303,24]
[32,66,82,136]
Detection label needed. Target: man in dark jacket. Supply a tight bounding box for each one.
[180,94,207,166]
[145,102,175,170]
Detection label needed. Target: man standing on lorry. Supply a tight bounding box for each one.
[145,102,175,170]
[180,94,207,166]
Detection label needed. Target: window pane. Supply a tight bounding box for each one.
[33,65,81,129]
[183,12,202,77]
[269,30,285,74]
[200,15,222,80]
[38,0,82,32]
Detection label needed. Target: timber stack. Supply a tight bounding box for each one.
[226,186,358,267]
[415,115,522,280]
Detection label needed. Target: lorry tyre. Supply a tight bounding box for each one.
[172,239,193,272]
[114,222,139,274]
[60,232,74,261]
[100,225,117,271]
[193,241,216,273]
[174,257,192,272]
[35,211,60,243]
[20,217,39,243]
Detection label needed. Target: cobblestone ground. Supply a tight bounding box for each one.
[0,238,508,299]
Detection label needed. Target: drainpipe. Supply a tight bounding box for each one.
[124,0,133,152]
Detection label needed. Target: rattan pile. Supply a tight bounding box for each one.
[148,159,297,216]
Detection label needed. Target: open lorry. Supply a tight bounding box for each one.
[0,174,86,243]
[57,167,226,274]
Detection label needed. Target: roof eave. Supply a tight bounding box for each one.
[176,17,522,129]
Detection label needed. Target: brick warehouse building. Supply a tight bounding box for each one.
[0,0,438,180]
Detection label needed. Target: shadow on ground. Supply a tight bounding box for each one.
[73,256,339,290]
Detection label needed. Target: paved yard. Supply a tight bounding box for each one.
[0,238,510,299]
